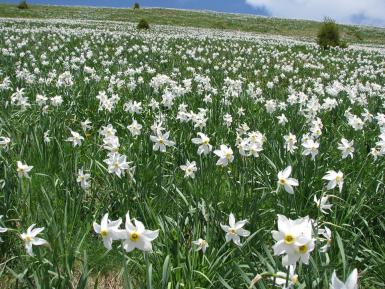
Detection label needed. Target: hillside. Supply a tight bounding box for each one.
[0,3,385,44]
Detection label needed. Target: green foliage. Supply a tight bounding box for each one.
[317,17,347,49]
[137,18,150,30]
[339,40,349,49]
[133,2,140,9]
[17,0,28,10]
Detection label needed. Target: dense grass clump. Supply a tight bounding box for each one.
[137,18,149,29]
[17,0,28,9]
[317,17,346,49]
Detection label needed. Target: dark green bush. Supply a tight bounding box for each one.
[317,18,343,49]
[137,18,150,30]
[17,0,28,9]
[133,2,140,9]
[339,40,349,49]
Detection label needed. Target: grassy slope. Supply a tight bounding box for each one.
[1,3,385,44]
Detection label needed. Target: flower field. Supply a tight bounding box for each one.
[0,17,384,288]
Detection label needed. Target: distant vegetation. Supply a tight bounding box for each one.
[17,0,28,9]
[0,3,384,44]
[137,18,149,29]
[317,17,348,49]
[133,2,140,9]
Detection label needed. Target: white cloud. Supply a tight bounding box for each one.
[245,0,385,26]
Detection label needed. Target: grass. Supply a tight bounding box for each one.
[0,3,384,44]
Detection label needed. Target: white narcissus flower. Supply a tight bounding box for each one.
[214,145,234,167]
[271,215,314,266]
[318,226,332,253]
[338,138,354,159]
[119,212,159,252]
[369,147,381,160]
[284,133,297,153]
[314,194,332,214]
[180,160,198,178]
[330,269,358,289]
[77,167,91,190]
[127,119,143,136]
[273,265,299,289]
[0,215,7,242]
[288,236,315,266]
[323,170,344,193]
[20,224,48,256]
[191,132,212,155]
[220,213,250,246]
[93,213,123,250]
[277,114,288,125]
[0,136,11,148]
[66,130,84,147]
[192,238,209,253]
[150,131,175,152]
[102,135,120,152]
[81,119,92,132]
[99,124,116,138]
[104,153,131,178]
[277,166,299,194]
[302,139,319,160]
[17,161,33,178]
[43,131,50,144]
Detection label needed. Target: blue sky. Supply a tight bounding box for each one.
[2,0,385,27]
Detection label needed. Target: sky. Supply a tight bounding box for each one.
[2,0,385,27]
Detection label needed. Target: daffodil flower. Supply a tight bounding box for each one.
[191,132,212,155]
[330,269,358,289]
[192,238,209,253]
[220,213,250,246]
[20,224,48,256]
[66,130,84,147]
[277,166,299,194]
[271,215,314,266]
[17,161,33,179]
[93,213,123,250]
[214,145,234,167]
[180,160,198,178]
[0,215,7,242]
[314,194,332,214]
[120,212,159,252]
[150,131,175,152]
[323,170,344,192]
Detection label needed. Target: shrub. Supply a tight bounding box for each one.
[137,18,149,30]
[317,18,342,49]
[133,2,140,9]
[339,40,349,49]
[17,0,28,9]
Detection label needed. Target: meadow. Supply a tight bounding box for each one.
[1,3,385,45]
[0,14,384,289]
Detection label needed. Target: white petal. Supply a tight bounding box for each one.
[32,237,47,246]
[100,213,108,228]
[236,228,250,237]
[30,227,44,237]
[331,271,345,289]
[282,166,292,178]
[229,213,235,228]
[143,229,159,241]
[93,222,101,234]
[345,269,358,289]
[284,184,294,194]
